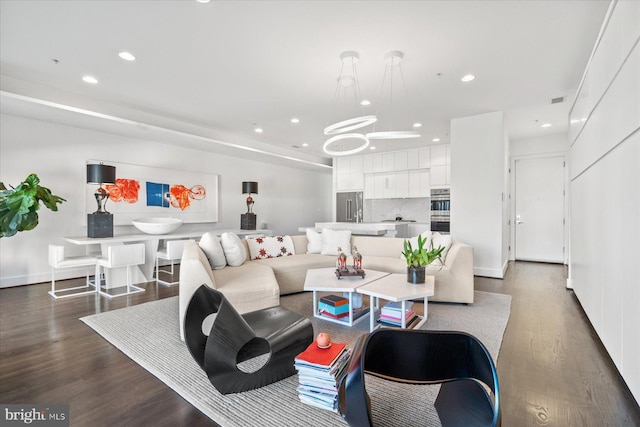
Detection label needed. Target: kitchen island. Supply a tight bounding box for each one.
[299,222,412,238]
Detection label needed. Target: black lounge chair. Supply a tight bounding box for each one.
[339,329,500,427]
[184,284,314,394]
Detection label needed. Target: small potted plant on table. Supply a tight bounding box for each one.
[402,235,445,284]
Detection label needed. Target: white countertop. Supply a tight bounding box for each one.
[299,222,410,237]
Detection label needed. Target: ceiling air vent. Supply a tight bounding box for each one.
[551,96,564,104]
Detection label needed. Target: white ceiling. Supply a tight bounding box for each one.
[0,0,610,167]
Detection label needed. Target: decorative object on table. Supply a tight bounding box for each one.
[241,181,258,230]
[295,338,351,412]
[316,332,332,349]
[352,246,362,270]
[0,173,66,238]
[184,285,313,394]
[338,329,500,427]
[402,234,444,284]
[335,246,365,279]
[318,295,350,319]
[87,163,116,238]
[131,217,183,235]
[323,51,377,156]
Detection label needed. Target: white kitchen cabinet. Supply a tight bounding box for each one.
[394,151,408,171]
[364,174,375,199]
[407,148,420,170]
[430,145,449,166]
[363,155,374,173]
[336,156,364,191]
[408,170,430,197]
[430,165,449,187]
[418,147,431,168]
[373,174,385,199]
[395,171,409,198]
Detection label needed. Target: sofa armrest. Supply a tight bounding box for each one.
[179,242,217,341]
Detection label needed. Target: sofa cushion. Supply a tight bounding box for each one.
[431,232,453,265]
[212,261,279,313]
[199,232,227,269]
[256,254,336,295]
[306,229,323,254]
[220,232,247,267]
[246,235,295,260]
[321,228,352,256]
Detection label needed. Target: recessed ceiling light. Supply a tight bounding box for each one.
[413,123,422,128]
[290,118,300,124]
[254,127,263,133]
[360,100,371,106]
[118,51,136,61]
[82,75,98,84]
[461,74,476,82]
[301,143,308,147]
[432,138,440,142]
[196,0,210,3]
[541,123,552,128]
[369,146,376,150]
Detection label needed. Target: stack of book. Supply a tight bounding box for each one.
[294,341,351,412]
[378,301,419,328]
[317,294,349,320]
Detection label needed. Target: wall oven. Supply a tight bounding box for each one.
[430,188,450,233]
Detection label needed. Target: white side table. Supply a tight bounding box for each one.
[303,268,389,327]
[357,274,435,332]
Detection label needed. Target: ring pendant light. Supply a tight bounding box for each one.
[323,133,370,156]
[366,51,421,140]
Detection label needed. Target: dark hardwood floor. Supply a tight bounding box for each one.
[1,262,639,426]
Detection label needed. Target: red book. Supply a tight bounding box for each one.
[320,311,349,319]
[295,342,347,368]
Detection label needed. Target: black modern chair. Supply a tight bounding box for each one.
[338,329,500,427]
[184,284,314,394]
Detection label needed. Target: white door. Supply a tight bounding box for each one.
[514,156,565,263]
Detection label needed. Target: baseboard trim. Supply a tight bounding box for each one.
[473,266,504,279]
[0,267,89,288]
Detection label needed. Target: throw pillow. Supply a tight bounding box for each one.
[401,230,433,261]
[220,232,247,267]
[431,232,453,265]
[306,229,323,254]
[246,235,296,260]
[199,232,227,269]
[321,228,352,256]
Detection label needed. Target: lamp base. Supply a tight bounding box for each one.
[88,213,113,238]
[241,213,256,230]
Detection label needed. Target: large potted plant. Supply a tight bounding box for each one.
[402,235,445,284]
[0,173,66,238]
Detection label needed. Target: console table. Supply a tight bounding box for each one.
[64,228,272,286]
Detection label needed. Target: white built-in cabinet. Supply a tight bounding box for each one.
[429,145,450,187]
[336,145,449,199]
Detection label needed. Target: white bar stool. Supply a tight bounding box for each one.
[48,244,98,299]
[156,239,195,286]
[95,243,146,298]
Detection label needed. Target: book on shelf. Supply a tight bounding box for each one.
[379,309,416,322]
[319,294,349,307]
[378,314,420,329]
[318,301,349,316]
[318,310,349,320]
[381,301,414,316]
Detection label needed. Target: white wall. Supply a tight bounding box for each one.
[450,111,509,278]
[568,0,639,402]
[0,113,332,287]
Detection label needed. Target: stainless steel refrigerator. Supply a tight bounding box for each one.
[336,192,363,223]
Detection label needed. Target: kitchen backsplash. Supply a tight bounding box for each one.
[363,197,430,223]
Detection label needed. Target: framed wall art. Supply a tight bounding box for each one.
[85,160,218,225]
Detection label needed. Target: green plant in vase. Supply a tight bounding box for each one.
[402,235,445,284]
[0,174,66,238]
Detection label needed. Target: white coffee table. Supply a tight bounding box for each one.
[357,274,435,332]
[303,268,390,327]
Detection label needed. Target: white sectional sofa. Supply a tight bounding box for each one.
[178,231,474,340]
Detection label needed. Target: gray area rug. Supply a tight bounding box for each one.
[80,291,510,427]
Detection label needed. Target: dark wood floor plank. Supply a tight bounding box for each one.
[1,262,639,426]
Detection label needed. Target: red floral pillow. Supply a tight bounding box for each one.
[246,235,296,260]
